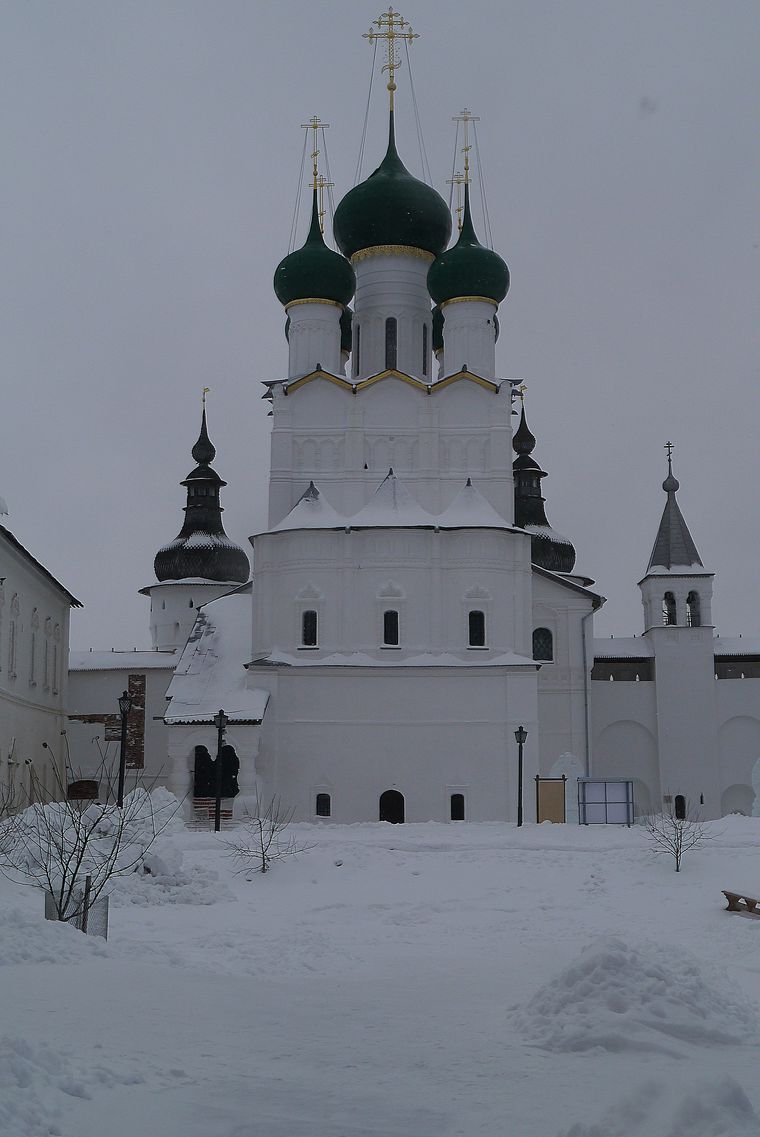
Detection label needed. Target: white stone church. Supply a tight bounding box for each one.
[65,70,760,825]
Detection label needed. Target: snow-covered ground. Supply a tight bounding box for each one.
[2,815,760,1136]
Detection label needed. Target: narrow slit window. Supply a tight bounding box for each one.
[468,610,486,648]
[302,609,318,647]
[385,317,397,370]
[450,793,465,821]
[315,793,331,817]
[533,627,553,661]
[383,609,400,647]
[355,324,360,376]
[422,323,428,376]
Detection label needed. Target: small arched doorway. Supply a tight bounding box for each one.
[379,789,405,823]
[674,794,686,820]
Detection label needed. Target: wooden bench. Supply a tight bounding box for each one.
[722,890,760,915]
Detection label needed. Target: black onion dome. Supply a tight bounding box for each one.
[333,111,452,260]
[427,182,510,306]
[274,188,356,308]
[512,404,576,574]
[154,408,250,584]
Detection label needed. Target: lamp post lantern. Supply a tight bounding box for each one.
[117,689,133,808]
[514,725,528,827]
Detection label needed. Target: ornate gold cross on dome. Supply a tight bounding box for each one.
[665,440,674,463]
[301,115,333,232]
[452,108,480,183]
[364,8,418,110]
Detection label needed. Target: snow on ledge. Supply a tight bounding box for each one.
[249,648,536,669]
[70,650,178,671]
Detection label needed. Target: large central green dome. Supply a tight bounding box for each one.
[333,112,452,260]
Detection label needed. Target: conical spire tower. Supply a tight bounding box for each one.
[154,406,250,584]
[646,447,703,572]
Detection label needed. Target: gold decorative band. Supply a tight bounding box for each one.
[350,245,435,265]
[284,298,344,311]
[440,296,498,309]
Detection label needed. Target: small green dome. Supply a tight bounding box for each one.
[274,189,356,308]
[427,184,509,306]
[333,112,452,260]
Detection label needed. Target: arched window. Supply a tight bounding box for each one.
[383,609,400,647]
[379,789,405,823]
[662,592,677,626]
[533,627,553,661]
[301,609,318,647]
[468,610,486,648]
[422,323,428,376]
[315,793,331,818]
[674,794,686,820]
[385,317,397,370]
[450,793,465,821]
[686,591,701,627]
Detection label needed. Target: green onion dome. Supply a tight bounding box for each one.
[333,112,452,260]
[427,183,509,306]
[274,188,355,308]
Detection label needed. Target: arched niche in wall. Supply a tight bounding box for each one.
[718,716,760,788]
[595,720,660,816]
[720,783,753,817]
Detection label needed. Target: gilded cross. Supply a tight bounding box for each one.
[364,8,419,110]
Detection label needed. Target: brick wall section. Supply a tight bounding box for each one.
[69,672,146,768]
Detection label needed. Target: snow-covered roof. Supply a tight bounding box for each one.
[0,524,82,607]
[524,523,574,548]
[435,480,511,529]
[70,650,178,671]
[593,638,653,658]
[644,564,711,577]
[261,474,516,537]
[349,470,436,528]
[269,482,348,532]
[164,584,269,724]
[249,649,536,669]
[713,638,760,657]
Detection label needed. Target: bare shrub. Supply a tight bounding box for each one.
[225,793,310,875]
[643,797,714,872]
[0,743,179,923]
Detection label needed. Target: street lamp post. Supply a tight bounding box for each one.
[514,725,528,827]
[212,709,227,833]
[117,689,133,808]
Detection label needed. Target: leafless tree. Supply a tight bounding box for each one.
[225,793,309,874]
[643,797,714,872]
[0,742,179,923]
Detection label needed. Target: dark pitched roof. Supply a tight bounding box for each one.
[0,525,82,607]
[646,459,703,572]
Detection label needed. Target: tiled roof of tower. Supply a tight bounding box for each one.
[646,459,703,573]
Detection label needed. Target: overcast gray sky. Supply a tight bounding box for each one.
[2,1,758,650]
